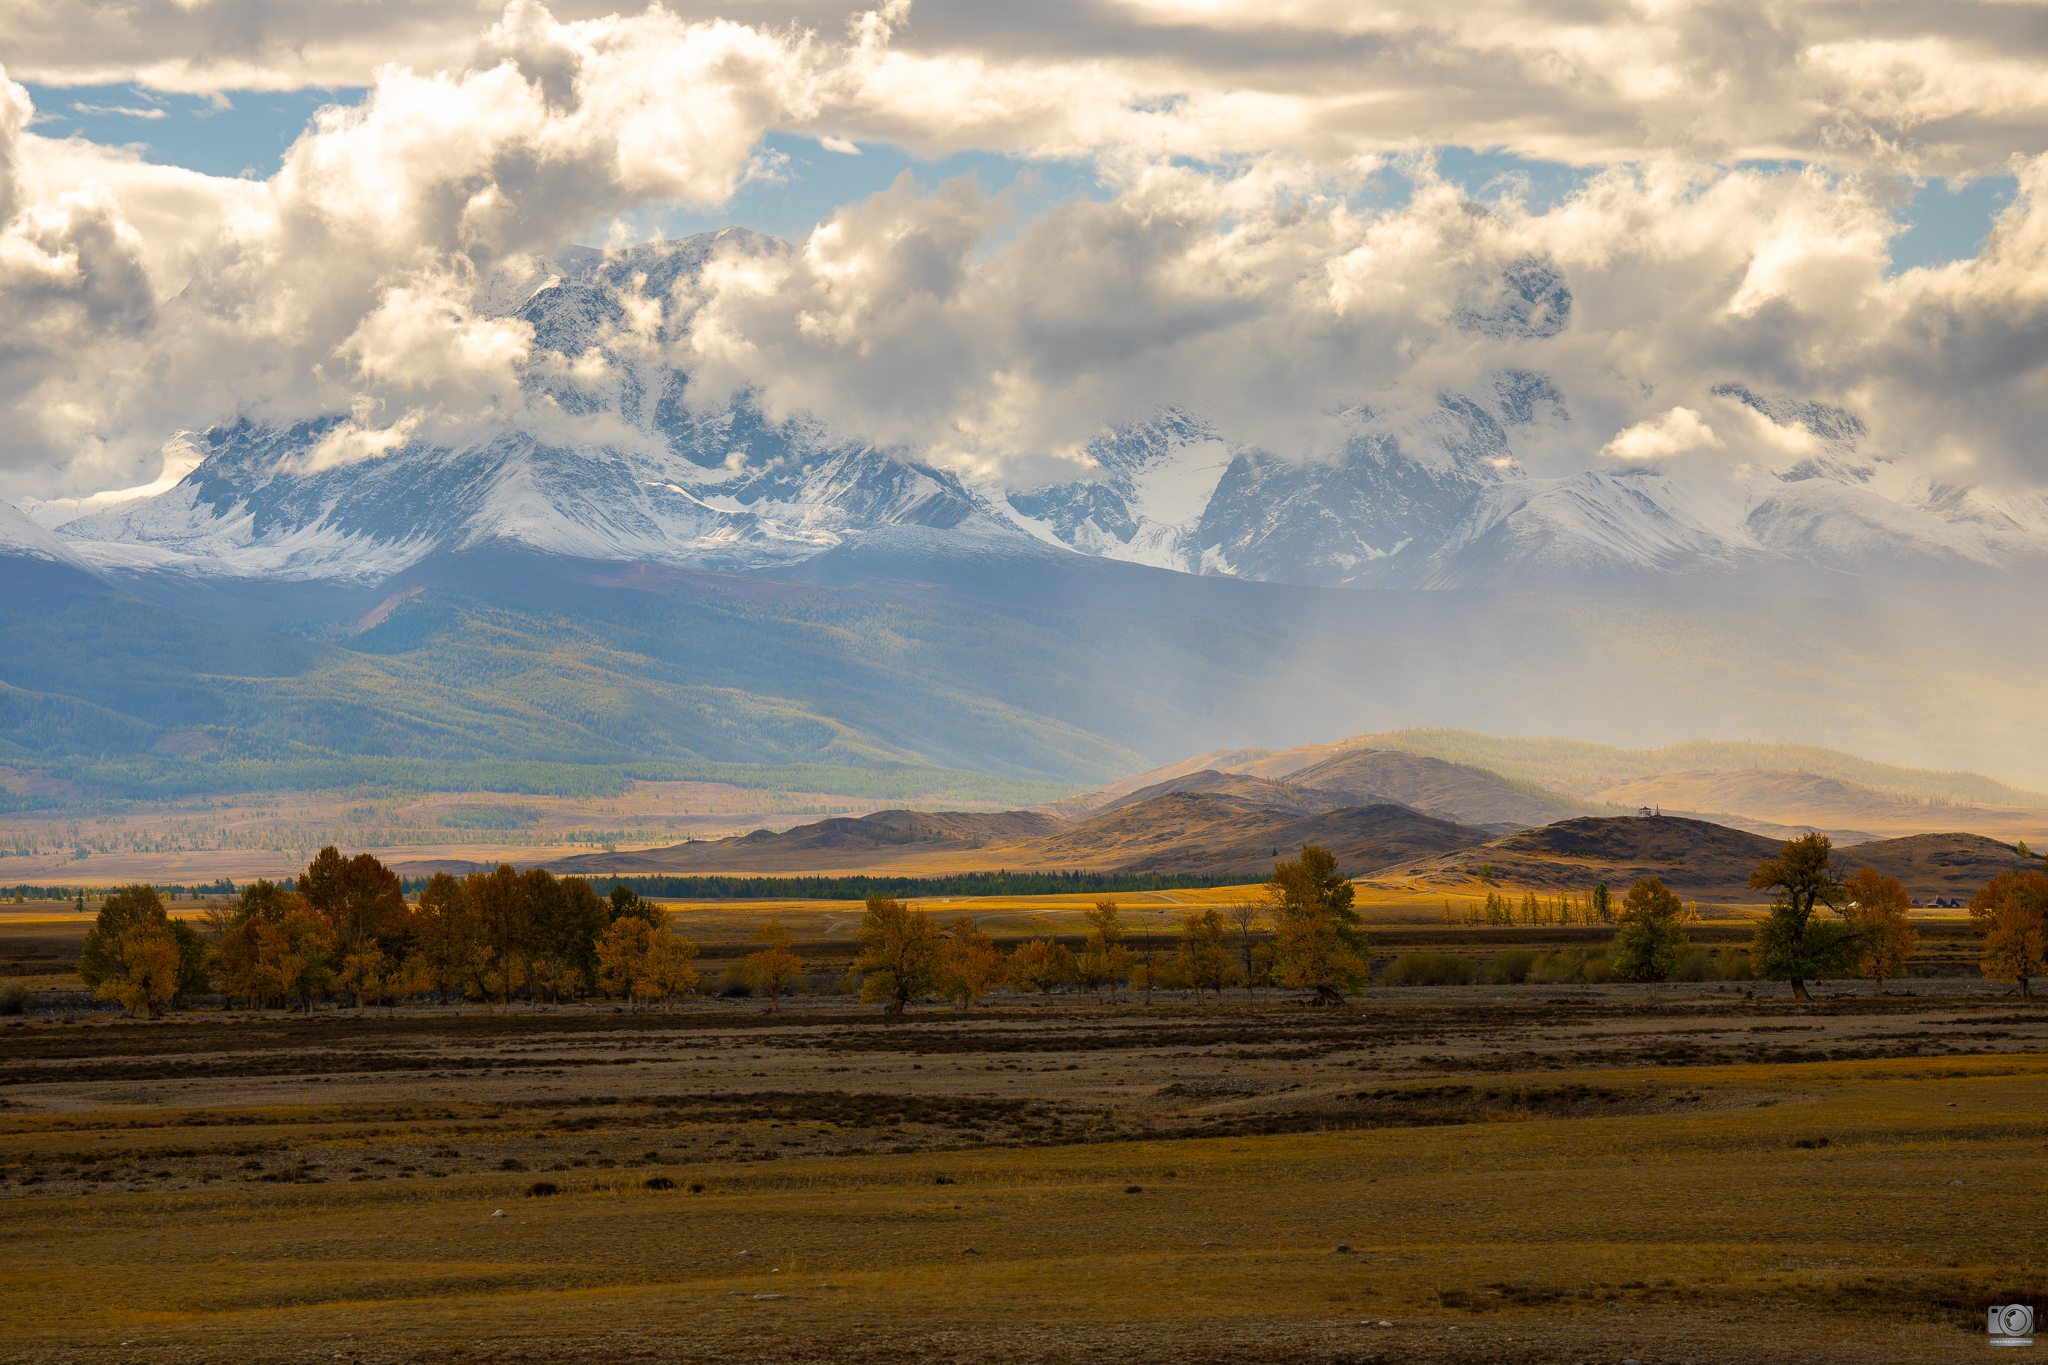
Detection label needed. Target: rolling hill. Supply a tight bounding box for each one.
[1363,814,2037,904]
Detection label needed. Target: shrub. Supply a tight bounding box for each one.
[525,1181,559,1197]
[1527,951,1581,984]
[1713,946,1753,981]
[498,1158,528,1172]
[643,1176,677,1191]
[1486,949,1538,984]
[0,981,29,1015]
[1672,947,1715,982]
[1580,953,1613,984]
[719,962,752,997]
[1385,952,1479,986]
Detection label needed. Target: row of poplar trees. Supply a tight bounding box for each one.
[77,843,1374,1015]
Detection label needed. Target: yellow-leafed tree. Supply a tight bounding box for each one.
[853,895,941,1015]
[1266,844,1368,1005]
[743,920,802,1012]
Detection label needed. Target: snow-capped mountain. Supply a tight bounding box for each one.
[19,231,2048,606]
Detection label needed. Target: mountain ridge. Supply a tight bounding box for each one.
[20,230,2048,611]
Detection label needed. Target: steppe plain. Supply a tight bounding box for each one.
[4,905,2045,1365]
[6,732,2048,1363]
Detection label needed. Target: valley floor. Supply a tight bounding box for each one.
[2,989,2043,1363]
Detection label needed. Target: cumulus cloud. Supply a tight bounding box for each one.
[1599,408,1723,465]
[2,2,2048,502]
[12,0,2048,176]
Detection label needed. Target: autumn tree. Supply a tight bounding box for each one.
[522,869,607,1004]
[337,944,393,1015]
[1080,899,1134,1003]
[1224,901,1265,1000]
[463,864,531,1006]
[1968,867,2048,998]
[939,916,1007,1009]
[596,915,648,1010]
[253,901,338,1013]
[1612,877,1689,990]
[1005,938,1077,1000]
[1748,833,1853,1001]
[300,847,409,992]
[1174,908,1237,1002]
[853,895,942,1015]
[645,920,701,1011]
[1266,844,1369,1005]
[1844,866,1919,994]
[744,920,804,1012]
[407,872,480,1007]
[1128,931,1166,1003]
[79,884,185,1018]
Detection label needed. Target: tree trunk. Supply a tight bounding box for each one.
[1790,978,1809,1002]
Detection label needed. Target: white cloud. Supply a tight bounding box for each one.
[1599,408,1723,465]
[2,3,2048,502]
[12,0,2048,176]
[70,103,167,120]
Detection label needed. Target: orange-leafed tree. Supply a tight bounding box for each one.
[337,944,392,1015]
[300,847,408,1001]
[939,915,1007,1009]
[1843,866,1919,994]
[252,902,337,1013]
[79,884,199,1018]
[1969,868,2048,998]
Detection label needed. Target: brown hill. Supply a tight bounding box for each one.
[1371,815,1782,902]
[1014,792,1493,876]
[1831,833,2037,902]
[546,792,1487,881]
[549,808,1061,876]
[1064,744,1578,830]
[1369,814,2040,905]
[1592,768,2048,844]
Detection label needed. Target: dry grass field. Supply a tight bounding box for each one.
[3,979,2045,1364]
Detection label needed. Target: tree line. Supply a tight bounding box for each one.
[1600,831,2045,998]
[74,844,1375,1015]
[70,833,2048,1015]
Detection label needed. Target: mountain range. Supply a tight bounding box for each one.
[18,229,2048,608]
[6,230,2048,794]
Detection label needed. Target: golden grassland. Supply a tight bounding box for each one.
[3,1047,2044,1362]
